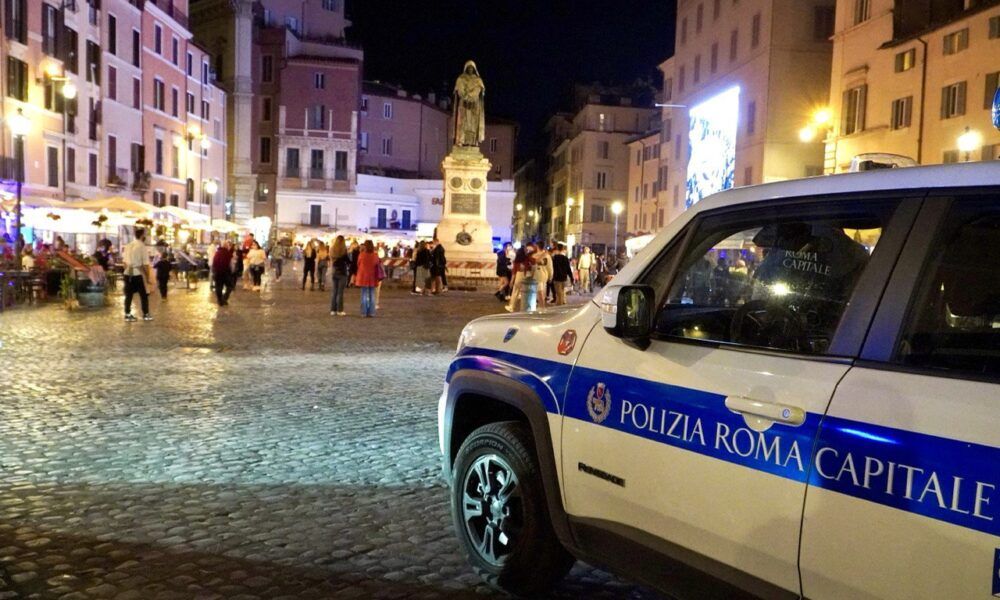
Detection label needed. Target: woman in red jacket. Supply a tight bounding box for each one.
[355,240,380,317]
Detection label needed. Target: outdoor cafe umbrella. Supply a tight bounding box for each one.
[153,205,211,226]
[72,196,154,216]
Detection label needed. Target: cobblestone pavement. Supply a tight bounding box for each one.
[0,268,662,599]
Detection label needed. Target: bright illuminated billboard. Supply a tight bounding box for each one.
[686,86,740,207]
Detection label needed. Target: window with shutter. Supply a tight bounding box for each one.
[985,72,1000,110]
[940,81,966,119]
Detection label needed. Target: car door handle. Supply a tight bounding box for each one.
[725,396,806,431]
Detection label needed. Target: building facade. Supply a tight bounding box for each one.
[357,81,518,183]
[190,0,361,226]
[545,90,656,256]
[1,0,227,234]
[625,128,667,239]
[275,173,515,246]
[826,0,1000,170]
[660,0,835,224]
[358,82,450,179]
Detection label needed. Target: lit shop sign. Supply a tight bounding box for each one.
[992,87,1000,132]
[686,86,740,208]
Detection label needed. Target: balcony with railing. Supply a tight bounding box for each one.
[300,213,330,227]
[106,167,129,188]
[369,217,416,231]
[147,0,187,27]
[0,157,21,182]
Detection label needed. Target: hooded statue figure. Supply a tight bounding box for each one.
[453,60,486,148]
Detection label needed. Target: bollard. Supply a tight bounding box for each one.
[522,278,539,312]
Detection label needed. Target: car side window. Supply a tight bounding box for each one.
[896,197,1000,378]
[654,199,900,355]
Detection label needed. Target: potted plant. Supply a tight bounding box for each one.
[60,273,80,310]
[76,264,108,309]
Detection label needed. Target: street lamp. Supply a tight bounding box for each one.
[611,200,623,257]
[957,127,982,162]
[9,109,30,269]
[800,107,837,172]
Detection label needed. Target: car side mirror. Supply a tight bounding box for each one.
[606,285,655,350]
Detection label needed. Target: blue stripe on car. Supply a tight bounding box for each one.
[449,346,1000,538]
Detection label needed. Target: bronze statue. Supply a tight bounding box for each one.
[453,60,486,148]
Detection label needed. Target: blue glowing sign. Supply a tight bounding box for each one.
[992,87,1000,132]
[686,86,740,208]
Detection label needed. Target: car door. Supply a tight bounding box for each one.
[561,194,919,596]
[801,193,1000,599]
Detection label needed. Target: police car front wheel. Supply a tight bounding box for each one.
[450,421,574,596]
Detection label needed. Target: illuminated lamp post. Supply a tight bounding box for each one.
[799,107,836,173]
[611,200,623,257]
[956,127,982,163]
[204,179,218,228]
[9,109,30,269]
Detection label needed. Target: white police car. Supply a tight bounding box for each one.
[439,161,1000,598]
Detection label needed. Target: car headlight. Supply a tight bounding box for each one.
[456,326,471,354]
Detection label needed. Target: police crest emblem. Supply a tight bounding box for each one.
[586,382,612,424]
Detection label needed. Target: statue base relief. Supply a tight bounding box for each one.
[437,148,495,268]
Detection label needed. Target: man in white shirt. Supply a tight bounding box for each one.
[123,227,152,322]
[577,246,594,293]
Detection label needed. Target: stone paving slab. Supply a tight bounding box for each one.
[0,271,662,599]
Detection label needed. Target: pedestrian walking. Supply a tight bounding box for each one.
[302,241,317,290]
[247,241,267,291]
[505,244,536,312]
[269,243,285,281]
[329,235,350,316]
[356,240,379,317]
[212,240,235,306]
[534,244,552,309]
[123,227,152,322]
[552,243,572,306]
[233,247,246,292]
[577,246,594,293]
[495,243,512,301]
[316,242,330,291]
[154,250,172,300]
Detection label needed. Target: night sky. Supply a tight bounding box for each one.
[349,1,677,160]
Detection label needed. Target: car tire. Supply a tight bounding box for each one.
[450,421,575,597]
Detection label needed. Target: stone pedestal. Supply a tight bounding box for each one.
[437,147,495,264]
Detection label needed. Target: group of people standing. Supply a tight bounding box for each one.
[495,243,610,312]
[295,238,386,317]
[410,239,448,295]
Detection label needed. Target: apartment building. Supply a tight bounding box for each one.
[0,0,227,233]
[358,81,518,183]
[546,88,656,255]
[827,0,1000,170]
[190,0,362,226]
[660,0,835,222]
[625,127,668,238]
[358,81,451,179]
